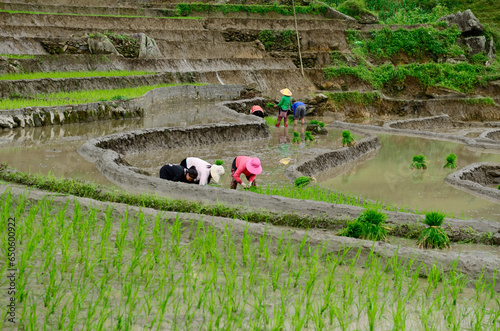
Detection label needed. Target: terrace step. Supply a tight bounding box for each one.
[1,55,297,74]
[0,68,318,98]
[0,2,177,18]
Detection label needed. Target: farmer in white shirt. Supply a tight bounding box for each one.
[180,157,225,185]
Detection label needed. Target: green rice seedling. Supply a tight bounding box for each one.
[304,131,315,141]
[265,116,278,127]
[358,208,390,241]
[293,176,316,188]
[410,154,427,169]
[444,153,457,169]
[416,211,450,249]
[341,130,356,147]
[215,159,224,165]
[291,131,301,143]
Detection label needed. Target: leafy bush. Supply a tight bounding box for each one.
[410,155,427,169]
[416,211,450,249]
[342,130,356,147]
[443,153,457,169]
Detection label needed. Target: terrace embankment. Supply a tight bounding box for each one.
[0,84,244,129]
[446,162,500,203]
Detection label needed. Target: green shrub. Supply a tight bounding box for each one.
[341,130,356,147]
[443,153,457,169]
[416,212,450,249]
[410,155,427,169]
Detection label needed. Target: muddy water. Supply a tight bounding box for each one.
[0,99,222,184]
[124,122,344,186]
[318,133,500,220]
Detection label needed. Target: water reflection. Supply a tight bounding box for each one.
[320,134,500,220]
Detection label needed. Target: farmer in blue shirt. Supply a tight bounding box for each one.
[292,101,306,126]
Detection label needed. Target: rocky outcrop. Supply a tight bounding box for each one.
[439,9,496,59]
[88,34,121,56]
[137,33,162,58]
[439,9,485,36]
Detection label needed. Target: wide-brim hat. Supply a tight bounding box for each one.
[246,157,262,175]
[280,88,292,96]
[210,165,225,183]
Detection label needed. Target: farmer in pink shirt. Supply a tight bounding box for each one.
[230,156,263,189]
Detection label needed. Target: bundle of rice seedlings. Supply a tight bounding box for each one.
[341,130,356,147]
[293,176,316,188]
[357,208,390,241]
[443,153,457,169]
[337,208,390,241]
[215,159,224,165]
[416,211,450,249]
[304,131,315,141]
[410,155,427,169]
[337,220,363,238]
[291,131,301,143]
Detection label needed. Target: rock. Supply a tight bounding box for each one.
[356,12,379,24]
[137,33,162,59]
[321,81,342,91]
[438,10,484,36]
[255,40,266,52]
[485,38,497,60]
[306,124,328,135]
[493,233,500,245]
[425,86,466,99]
[465,36,486,57]
[311,1,356,21]
[88,35,120,56]
[246,82,258,91]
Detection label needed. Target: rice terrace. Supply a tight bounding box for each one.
[1,0,500,329]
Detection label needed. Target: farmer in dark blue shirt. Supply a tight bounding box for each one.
[159,164,198,183]
[292,101,306,126]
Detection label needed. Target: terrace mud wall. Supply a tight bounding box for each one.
[0,84,244,129]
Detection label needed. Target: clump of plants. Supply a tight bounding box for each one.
[266,102,275,108]
[341,130,356,147]
[293,176,316,188]
[304,131,315,141]
[338,208,390,242]
[291,131,301,143]
[443,153,457,169]
[309,120,325,127]
[215,159,224,166]
[410,155,427,169]
[416,211,450,249]
[337,0,377,22]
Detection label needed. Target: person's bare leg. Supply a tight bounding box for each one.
[294,119,298,126]
[301,118,305,125]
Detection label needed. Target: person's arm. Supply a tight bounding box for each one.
[232,165,245,184]
[276,96,285,108]
[247,174,257,184]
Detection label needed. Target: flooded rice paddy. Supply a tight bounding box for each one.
[1,99,500,220]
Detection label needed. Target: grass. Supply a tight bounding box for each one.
[1,190,498,329]
[0,83,204,110]
[0,70,157,81]
[0,54,35,59]
[0,9,200,19]
[338,208,390,241]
